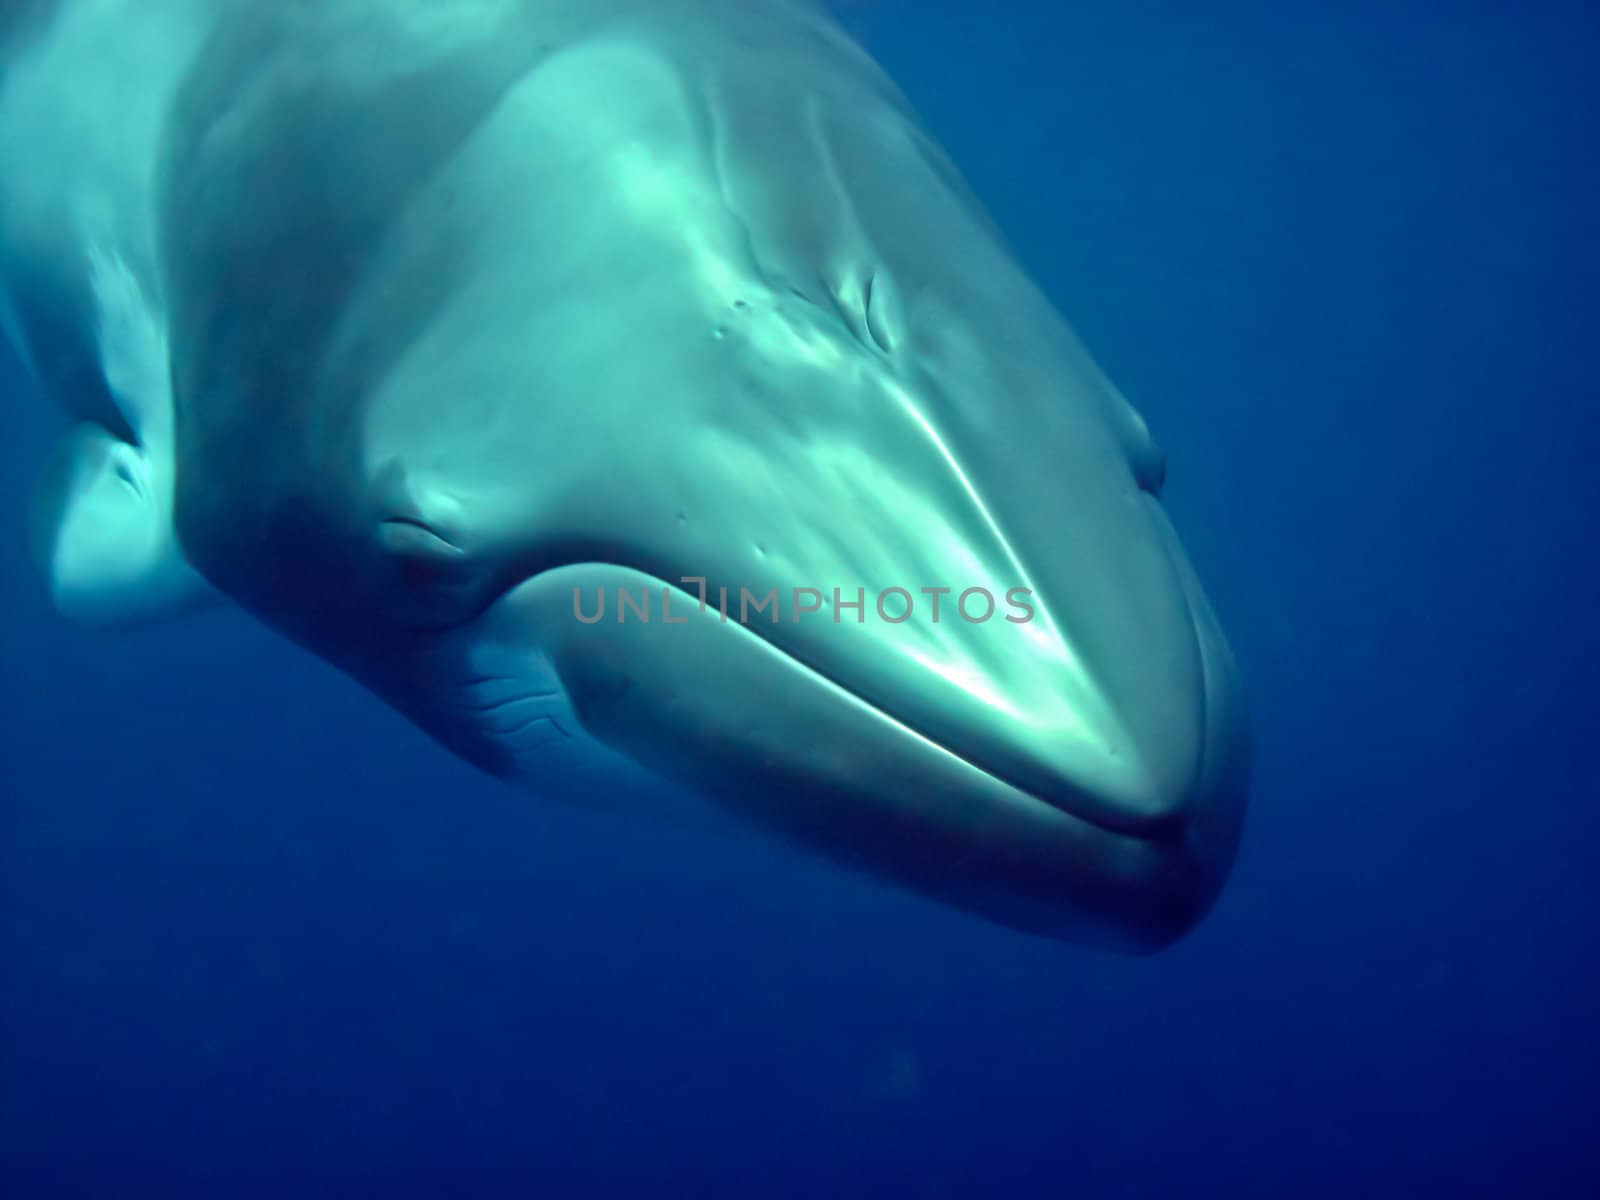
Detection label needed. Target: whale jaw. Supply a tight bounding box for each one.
[402,559,1248,951]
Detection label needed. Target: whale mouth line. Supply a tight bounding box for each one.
[512,565,1194,846]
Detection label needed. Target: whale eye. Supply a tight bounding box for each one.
[1146,451,1167,496]
[1134,444,1167,497]
[380,515,464,561]
[375,515,488,627]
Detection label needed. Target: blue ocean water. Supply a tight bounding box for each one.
[1,1,1596,1195]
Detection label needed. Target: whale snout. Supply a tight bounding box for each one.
[420,514,1247,949]
[371,307,1249,947]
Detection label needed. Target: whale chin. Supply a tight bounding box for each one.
[404,560,1249,951]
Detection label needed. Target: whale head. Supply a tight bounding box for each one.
[7,0,1248,949]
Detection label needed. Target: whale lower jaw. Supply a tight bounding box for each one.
[408,563,1247,950]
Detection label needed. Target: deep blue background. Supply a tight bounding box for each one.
[3,2,1596,1195]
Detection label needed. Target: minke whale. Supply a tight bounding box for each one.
[0,0,1249,948]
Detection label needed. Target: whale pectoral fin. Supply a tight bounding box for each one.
[29,421,213,627]
[24,246,215,628]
